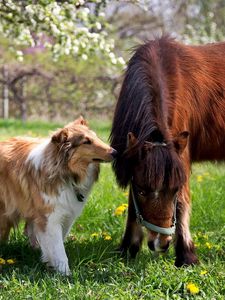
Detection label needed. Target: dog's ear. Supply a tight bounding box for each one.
[51,128,68,144]
[74,116,88,126]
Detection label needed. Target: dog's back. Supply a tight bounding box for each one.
[0,137,53,240]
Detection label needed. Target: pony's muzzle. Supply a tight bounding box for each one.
[148,233,172,253]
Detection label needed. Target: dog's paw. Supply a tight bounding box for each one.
[57,261,71,276]
[50,260,71,276]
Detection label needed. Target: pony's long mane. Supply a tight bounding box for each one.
[110,36,185,189]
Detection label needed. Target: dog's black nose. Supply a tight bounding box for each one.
[111,148,117,158]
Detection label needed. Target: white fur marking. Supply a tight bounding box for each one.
[27,139,50,170]
[33,163,97,275]
[35,219,70,275]
[154,235,162,252]
[180,206,192,248]
[155,191,159,198]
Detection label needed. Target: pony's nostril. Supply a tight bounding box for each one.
[148,241,155,251]
[110,148,117,158]
[161,241,170,252]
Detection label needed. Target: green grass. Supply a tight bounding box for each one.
[0,119,224,300]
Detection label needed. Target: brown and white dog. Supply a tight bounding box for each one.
[0,117,116,275]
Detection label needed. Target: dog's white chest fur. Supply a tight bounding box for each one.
[42,163,96,237]
[27,159,97,275]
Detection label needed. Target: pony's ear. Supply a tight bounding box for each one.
[74,116,88,126]
[173,131,189,154]
[127,132,137,148]
[51,128,68,144]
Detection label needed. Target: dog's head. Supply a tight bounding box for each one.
[51,116,117,174]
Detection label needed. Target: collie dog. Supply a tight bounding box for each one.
[0,117,116,275]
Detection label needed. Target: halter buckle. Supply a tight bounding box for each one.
[136,214,143,225]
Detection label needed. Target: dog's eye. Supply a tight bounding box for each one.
[83,139,91,145]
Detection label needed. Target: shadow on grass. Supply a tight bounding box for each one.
[1,231,223,286]
[0,233,170,284]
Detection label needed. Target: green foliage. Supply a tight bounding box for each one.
[0,36,121,120]
[183,1,225,44]
[0,0,125,66]
[0,119,224,299]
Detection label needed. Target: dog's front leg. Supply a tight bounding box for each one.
[35,216,71,276]
[61,214,77,241]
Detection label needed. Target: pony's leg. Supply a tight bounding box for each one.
[34,216,70,276]
[175,184,198,267]
[119,191,144,258]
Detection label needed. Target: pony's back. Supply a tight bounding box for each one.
[110,36,225,186]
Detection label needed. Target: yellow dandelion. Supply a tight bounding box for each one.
[104,235,112,241]
[114,204,128,216]
[205,242,212,249]
[0,258,6,265]
[200,270,208,275]
[6,259,16,265]
[91,232,99,238]
[196,175,203,182]
[186,282,200,294]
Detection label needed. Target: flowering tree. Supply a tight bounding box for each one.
[0,0,125,65]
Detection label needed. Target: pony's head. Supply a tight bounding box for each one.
[125,131,189,252]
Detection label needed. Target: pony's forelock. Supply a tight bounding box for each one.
[143,145,186,191]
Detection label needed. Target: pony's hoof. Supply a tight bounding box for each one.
[175,253,198,267]
[117,242,140,259]
[116,245,128,257]
[129,244,140,258]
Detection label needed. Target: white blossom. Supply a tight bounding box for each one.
[95,22,102,30]
[0,1,125,67]
[117,57,126,65]
[81,53,88,60]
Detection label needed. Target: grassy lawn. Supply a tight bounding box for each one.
[0,119,224,300]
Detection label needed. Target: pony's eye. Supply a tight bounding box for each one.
[138,190,146,197]
[83,139,91,145]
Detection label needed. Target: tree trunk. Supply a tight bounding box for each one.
[20,77,27,122]
[2,65,9,119]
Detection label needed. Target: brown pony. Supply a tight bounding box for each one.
[110,36,225,267]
